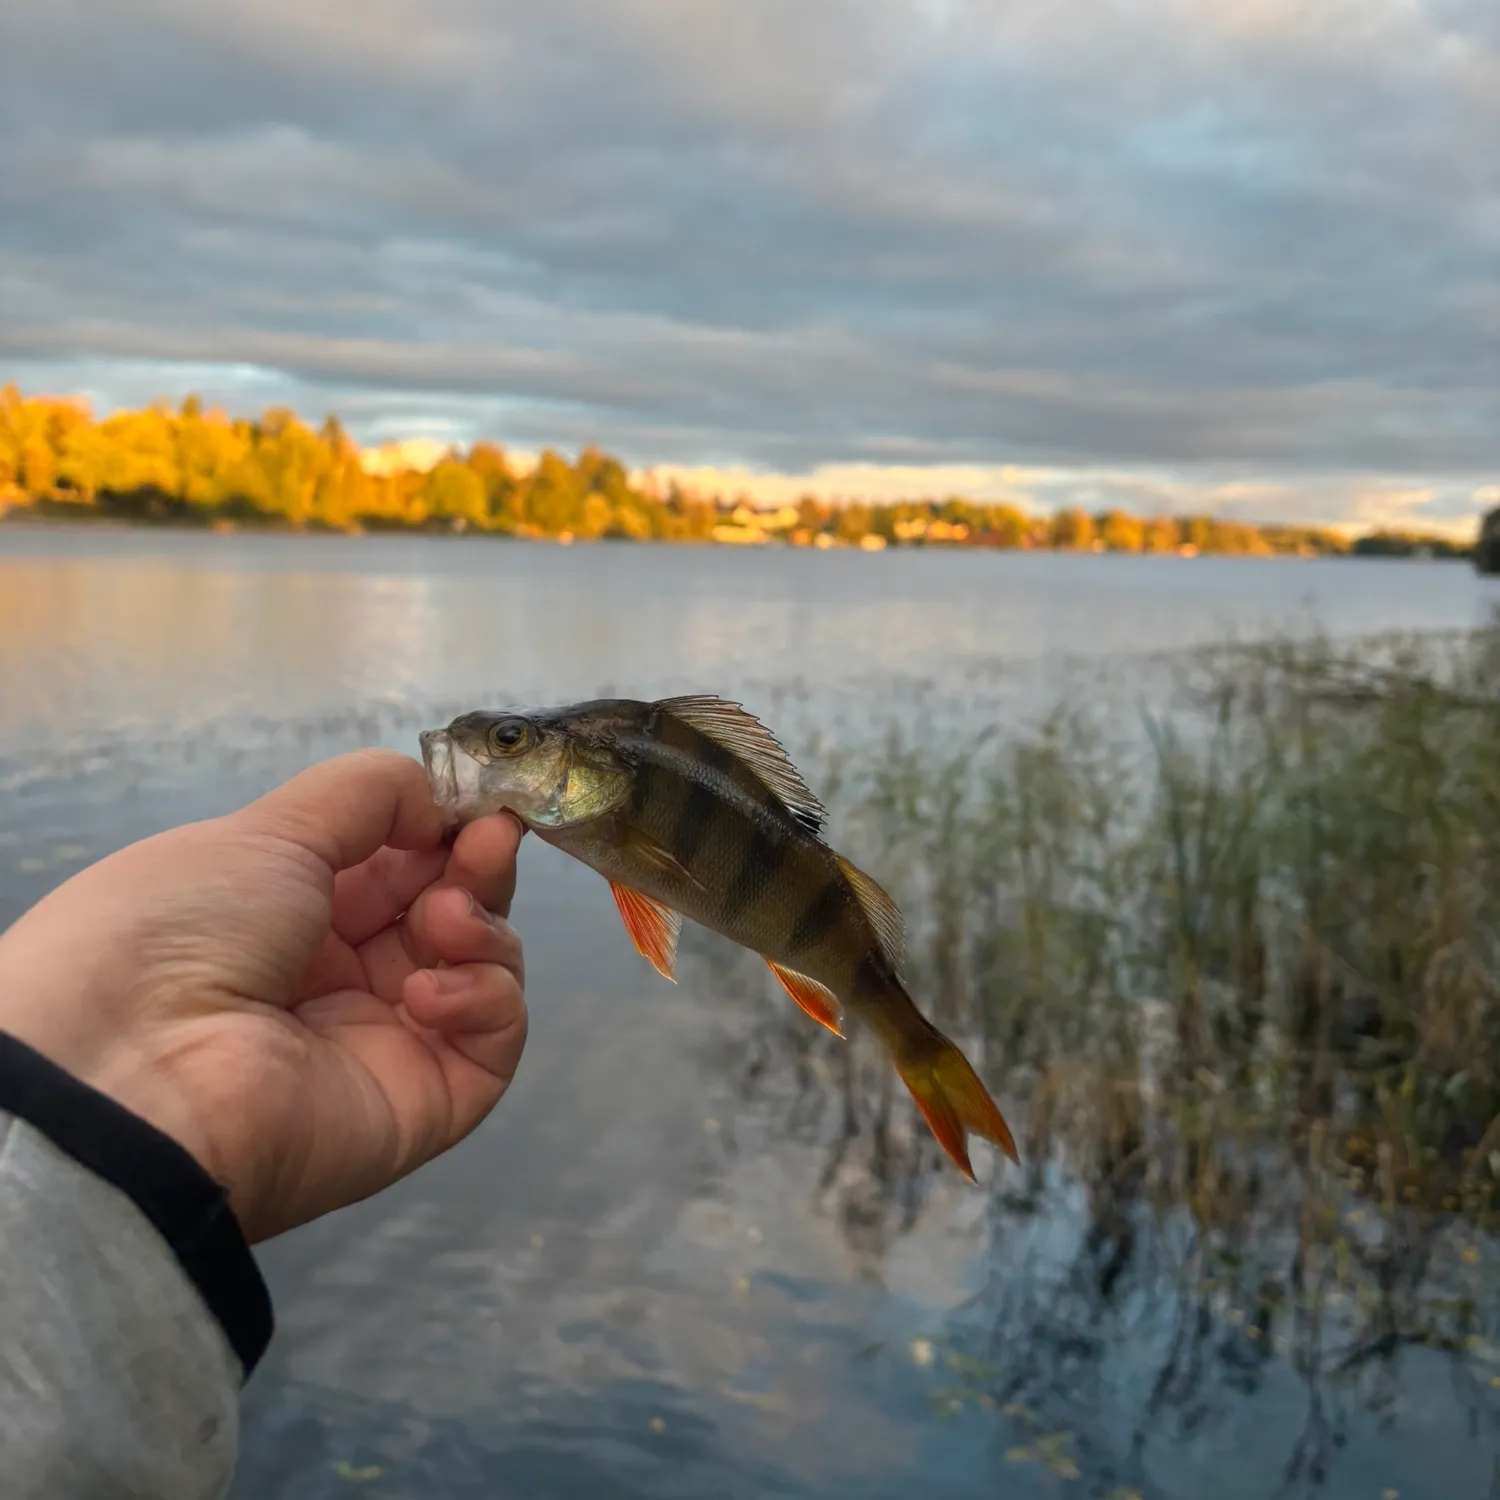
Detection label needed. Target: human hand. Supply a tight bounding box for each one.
[0,749,527,1242]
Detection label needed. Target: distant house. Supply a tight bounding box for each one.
[709,501,798,545]
[709,522,769,545]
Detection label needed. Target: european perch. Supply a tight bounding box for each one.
[419,695,1018,1179]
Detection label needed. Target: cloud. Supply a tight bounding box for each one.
[1,0,1496,527]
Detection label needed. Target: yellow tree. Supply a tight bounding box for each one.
[310,414,367,528]
[797,495,830,534]
[174,397,247,511]
[1143,516,1182,553]
[576,493,613,539]
[466,442,516,528]
[522,450,583,533]
[252,409,327,525]
[983,505,1029,547]
[607,499,655,539]
[0,387,69,497]
[1050,508,1096,550]
[836,502,872,543]
[421,459,488,528]
[1182,515,1213,552]
[867,504,898,543]
[56,421,112,501]
[0,384,21,488]
[96,406,180,499]
[1100,509,1145,552]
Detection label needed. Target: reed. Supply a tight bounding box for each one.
[693,624,1500,1488]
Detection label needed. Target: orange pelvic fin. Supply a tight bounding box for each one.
[766,960,845,1038]
[895,1024,1019,1179]
[609,881,682,982]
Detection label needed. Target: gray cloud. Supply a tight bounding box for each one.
[1,0,1497,515]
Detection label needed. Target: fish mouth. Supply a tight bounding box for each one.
[418,728,459,818]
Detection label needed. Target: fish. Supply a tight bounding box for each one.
[418,695,1018,1179]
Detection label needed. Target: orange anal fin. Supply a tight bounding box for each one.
[609,882,682,983]
[896,1029,1019,1179]
[766,960,845,1038]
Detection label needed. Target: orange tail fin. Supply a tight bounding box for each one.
[894,1019,1019,1179]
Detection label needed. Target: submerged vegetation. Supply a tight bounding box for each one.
[0,383,1470,558]
[698,627,1500,1493]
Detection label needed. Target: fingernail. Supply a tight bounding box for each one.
[426,967,473,997]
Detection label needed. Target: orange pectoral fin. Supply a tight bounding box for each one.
[618,824,705,890]
[766,960,845,1038]
[609,882,683,982]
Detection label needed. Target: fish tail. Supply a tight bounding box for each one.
[887,999,1019,1178]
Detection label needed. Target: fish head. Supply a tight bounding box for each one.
[420,707,632,830]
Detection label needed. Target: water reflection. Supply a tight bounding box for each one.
[4,529,1495,757]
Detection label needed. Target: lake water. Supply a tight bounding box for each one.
[2,527,1497,1500]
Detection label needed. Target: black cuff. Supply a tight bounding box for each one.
[0,1030,273,1378]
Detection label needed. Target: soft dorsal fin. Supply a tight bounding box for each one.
[654,694,826,835]
[834,852,905,973]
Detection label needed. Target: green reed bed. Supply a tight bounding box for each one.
[810,627,1500,1222]
[697,627,1500,1488]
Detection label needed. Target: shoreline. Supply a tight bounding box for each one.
[0,511,1471,562]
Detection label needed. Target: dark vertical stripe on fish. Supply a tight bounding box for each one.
[649,711,693,755]
[653,710,737,772]
[629,758,658,818]
[693,735,736,775]
[722,823,785,924]
[851,948,891,1000]
[789,880,848,955]
[672,778,720,869]
[673,730,737,862]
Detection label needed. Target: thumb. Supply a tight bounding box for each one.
[239,749,445,873]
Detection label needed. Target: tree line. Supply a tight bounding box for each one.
[0,384,1469,558]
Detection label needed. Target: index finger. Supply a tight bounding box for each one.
[238,748,445,874]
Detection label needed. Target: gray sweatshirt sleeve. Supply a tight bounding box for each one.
[0,1034,274,1500]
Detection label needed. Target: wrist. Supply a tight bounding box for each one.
[0,1011,229,1198]
[87,1045,231,1195]
[0,1030,275,1376]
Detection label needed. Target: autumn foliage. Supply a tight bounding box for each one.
[0,385,1464,557]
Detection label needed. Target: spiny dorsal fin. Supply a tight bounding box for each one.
[834,852,905,974]
[655,694,825,835]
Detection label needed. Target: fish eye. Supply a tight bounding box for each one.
[487,718,530,755]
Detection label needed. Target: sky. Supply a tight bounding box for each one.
[1,0,1497,533]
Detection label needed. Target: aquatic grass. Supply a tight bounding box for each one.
[691,623,1500,1490]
